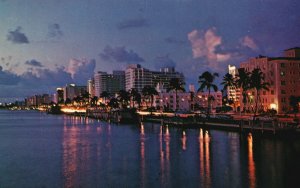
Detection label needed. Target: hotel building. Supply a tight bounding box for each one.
[125,64,184,92]
[239,47,300,113]
[94,71,125,97]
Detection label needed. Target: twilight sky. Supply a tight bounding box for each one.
[0,0,299,101]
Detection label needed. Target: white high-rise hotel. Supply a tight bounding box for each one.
[125,64,184,92]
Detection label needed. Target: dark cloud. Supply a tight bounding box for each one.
[25,59,43,67]
[165,37,186,45]
[100,46,144,63]
[66,58,96,85]
[0,58,97,98]
[0,66,20,85]
[154,55,176,68]
[117,18,149,30]
[7,27,29,44]
[47,23,63,38]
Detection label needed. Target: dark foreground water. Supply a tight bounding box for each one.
[0,110,300,188]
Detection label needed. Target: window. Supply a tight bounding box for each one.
[281,90,286,94]
[271,90,274,95]
[280,63,285,68]
[263,91,266,95]
[280,71,285,76]
[281,81,286,85]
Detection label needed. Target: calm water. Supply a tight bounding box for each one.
[0,110,300,188]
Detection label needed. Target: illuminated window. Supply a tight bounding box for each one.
[280,71,285,76]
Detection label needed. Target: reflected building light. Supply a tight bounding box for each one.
[182,131,187,150]
[204,130,211,186]
[165,126,170,161]
[199,129,211,187]
[199,129,204,187]
[248,133,256,188]
[140,124,146,186]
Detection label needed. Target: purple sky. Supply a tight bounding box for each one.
[0,0,299,101]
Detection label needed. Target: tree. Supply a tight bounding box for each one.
[142,86,158,109]
[108,98,119,109]
[289,96,300,118]
[91,96,98,107]
[221,73,236,108]
[236,68,251,113]
[198,71,219,117]
[118,90,130,109]
[129,88,141,109]
[250,68,270,120]
[100,91,110,105]
[167,78,185,111]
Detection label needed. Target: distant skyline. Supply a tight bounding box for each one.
[0,0,300,101]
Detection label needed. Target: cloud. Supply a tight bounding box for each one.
[47,23,63,38]
[7,26,29,44]
[100,46,144,63]
[240,36,258,51]
[154,55,176,68]
[0,66,20,85]
[25,59,43,67]
[66,58,96,85]
[117,18,149,30]
[187,28,231,69]
[0,58,97,98]
[165,37,185,45]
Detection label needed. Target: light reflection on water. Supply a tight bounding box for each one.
[1,111,300,188]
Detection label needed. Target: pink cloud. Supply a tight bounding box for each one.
[188,28,231,70]
[240,36,258,50]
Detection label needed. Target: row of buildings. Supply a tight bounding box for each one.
[25,47,300,114]
[227,47,300,114]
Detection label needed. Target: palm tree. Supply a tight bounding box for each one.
[167,78,185,111]
[236,68,251,113]
[91,96,98,107]
[108,98,119,109]
[198,71,219,117]
[118,90,130,109]
[142,86,158,109]
[250,68,270,120]
[129,88,139,108]
[221,73,236,110]
[100,91,110,105]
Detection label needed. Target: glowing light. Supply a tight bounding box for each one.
[270,103,277,109]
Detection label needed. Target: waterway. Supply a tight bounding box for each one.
[0,110,300,188]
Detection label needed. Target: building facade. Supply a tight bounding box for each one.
[125,64,185,92]
[125,64,152,92]
[63,84,87,102]
[94,71,125,97]
[155,91,222,112]
[228,65,241,109]
[239,47,300,113]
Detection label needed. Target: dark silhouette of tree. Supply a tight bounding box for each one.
[100,91,110,105]
[167,78,185,111]
[91,96,98,107]
[142,86,158,109]
[108,98,119,109]
[250,68,270,120]
[118,90,130,109]
[129,88,141,108]
[236,68,251,113]
[65,98,72,105]
[198,71,219,117]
